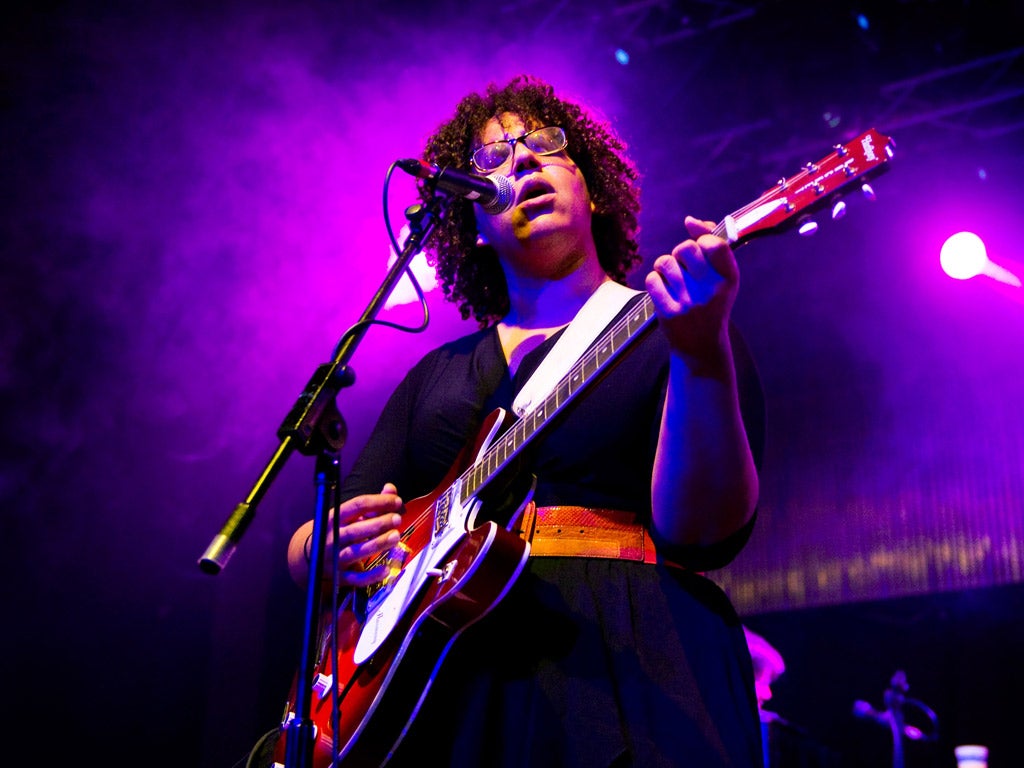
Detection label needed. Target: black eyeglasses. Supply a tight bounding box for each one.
[470,126,568,174]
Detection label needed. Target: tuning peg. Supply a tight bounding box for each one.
[797,215,818,236]
[831,196,847,220]
[861,183,877,202]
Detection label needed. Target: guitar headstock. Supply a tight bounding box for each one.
[720,128,895,246]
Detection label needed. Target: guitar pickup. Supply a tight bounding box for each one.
[433,487,453,535]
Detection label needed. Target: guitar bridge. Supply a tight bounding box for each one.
[426,559,457,582]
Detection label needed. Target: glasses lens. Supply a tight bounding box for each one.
[472,142,512,172]
[524,126,567,154]
[471,127,567,172]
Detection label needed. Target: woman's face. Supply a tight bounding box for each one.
[472,113,595,282]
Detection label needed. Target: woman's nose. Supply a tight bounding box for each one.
[510,141,542,175]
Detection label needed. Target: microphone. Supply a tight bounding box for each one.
[396,159,514,214]
[852,700,886,723]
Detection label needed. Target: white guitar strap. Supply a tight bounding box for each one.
[511,280,641,418]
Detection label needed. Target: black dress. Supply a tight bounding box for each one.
[337,296,766,767]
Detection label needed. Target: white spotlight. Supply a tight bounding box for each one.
[940,231,1021,287]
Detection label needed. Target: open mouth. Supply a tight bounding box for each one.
[517,178,555,206]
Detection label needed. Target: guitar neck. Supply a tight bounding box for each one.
[456,126,895,507]
[457,220,741,505]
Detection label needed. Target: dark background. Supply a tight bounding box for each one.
[3,2,1022,766]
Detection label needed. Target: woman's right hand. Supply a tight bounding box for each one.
[287,483,405,588]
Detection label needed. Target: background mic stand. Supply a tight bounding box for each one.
[197,189,446,768]
[853,669,939,768]
[884,670,910,768]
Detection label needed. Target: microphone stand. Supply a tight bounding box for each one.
[853,670,939,768]
[197,190,446,768]
[884,670,909,768]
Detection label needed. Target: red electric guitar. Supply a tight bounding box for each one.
[273,128,895,767]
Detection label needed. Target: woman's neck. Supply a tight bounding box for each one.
[502,257,609,330]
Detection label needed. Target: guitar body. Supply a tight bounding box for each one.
[274,409,534,768]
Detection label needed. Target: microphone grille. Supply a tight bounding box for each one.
[482,174,514,214]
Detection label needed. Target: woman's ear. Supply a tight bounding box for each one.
[476,232,489,247]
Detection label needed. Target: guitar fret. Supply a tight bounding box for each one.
[509,424,521,454]
[582,354,595,380]
[557,380,570,405]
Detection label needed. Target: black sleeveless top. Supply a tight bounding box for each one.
[338,297,766,767]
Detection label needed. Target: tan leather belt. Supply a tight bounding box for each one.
[516,503,661,564]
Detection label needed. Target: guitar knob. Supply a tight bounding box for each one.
[861,183,877,202]
[311,672,334,699]
[797,215,818,236]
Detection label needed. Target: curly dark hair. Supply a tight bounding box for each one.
[421,74,641,327]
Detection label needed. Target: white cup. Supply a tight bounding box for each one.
[954,744,988,768]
